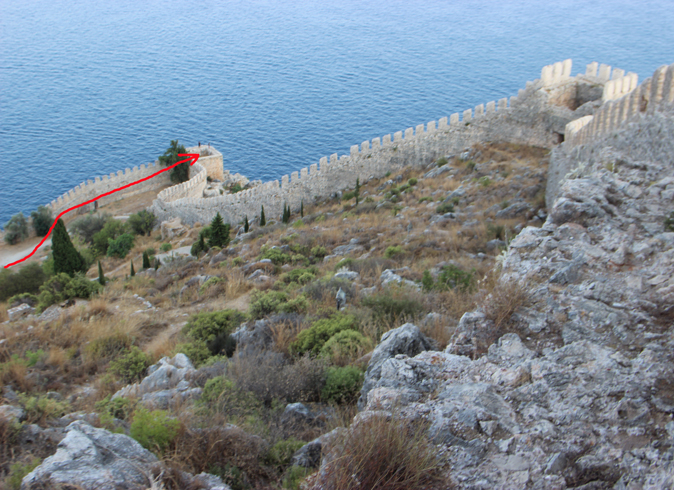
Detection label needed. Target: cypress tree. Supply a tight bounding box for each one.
[142,251,151,269]
[209,212,230,248]
[286,204,291,222]
[355,177,360,206]
[260,206,266,227]
[98,260,106,286]
[130,260,135,277]
[300,201,304,218]
[244,216,249,233]
[282,204,289,224]
[52,219,87,276]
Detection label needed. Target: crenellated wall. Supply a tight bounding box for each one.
[547,62,674,207]
[151,59,619,227]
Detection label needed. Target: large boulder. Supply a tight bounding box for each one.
[357,323,433,410]
[8,303,35,322]
[113,353,201,409]
[21,420,158,490]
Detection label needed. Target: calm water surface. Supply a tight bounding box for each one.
[1,0,673,225]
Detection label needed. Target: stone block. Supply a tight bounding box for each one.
[486,101,496,113]
[427,120,436,133]
[475,104,484,116]
[394,131,402,142]
[416,123,424,135]
[498,98,508,110]
[612,68,625,80]
[598,63,611,81]
[562,59,572,78]
[586,61,598,77]
[449,114,459,125]
[463,109,472,122]
[404,127,414,139]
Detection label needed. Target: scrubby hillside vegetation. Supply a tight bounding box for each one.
[1,142,550,489]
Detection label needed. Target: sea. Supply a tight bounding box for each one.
[1,0,673,226]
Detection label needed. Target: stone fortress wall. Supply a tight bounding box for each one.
[547,62,674,207]
[43,145,222,217]
[149,59,624,227]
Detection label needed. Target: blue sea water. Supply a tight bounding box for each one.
[1,0,673,226]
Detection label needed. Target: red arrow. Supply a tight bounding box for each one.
[4,153,200,269]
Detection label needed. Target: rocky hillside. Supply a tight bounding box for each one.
[1,98,673,489]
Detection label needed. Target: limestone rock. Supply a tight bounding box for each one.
[358,323,433,410]
[160,217,186,240]
[0,404,24,423]
[21,420,158,490]
[8,303,35,322]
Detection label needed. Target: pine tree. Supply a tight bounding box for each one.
[142,251,151,269]
[244,216,249,233]
[158,140,189,183]
[130,260,135,277]
[209,212,230,248]
[300,201,304,218]
[98,261,106,286]
[52,219,87,276]
[355,177,361,206]
[260,206,266,227]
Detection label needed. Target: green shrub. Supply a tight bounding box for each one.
[108,347,151,383]
[191,234,208,257]
[106,233,135,258]
[8,292,39,308]
[25,349,46,367]
[290,313,358,356]
[292,219,305,229]
[19,393,70,425]
[478,176,492,187]
[320,330,369,362]
[361,290,423,326]
[283,465,312,490]
[4,212,29,245]
[280,266,317,285]
[265,438,306,470]
[159,140,189,183]
[183,310,244,356]
[436,264,475,292]
[30,206,53,237]
[0,263,48,302]
[342,190,356,201]
[334,258,354,271]
[160,242,172,252]
[279,294,309,314]
[421,270,434,292]
[130,407,179,454]
[486,223,505,240]
[199,375,262,420]
[95,395,134,420]
[436,156,448,167]
[259,246,293,265]
[92,219,128,255]
[6,458,41,490]
[87,333,132,361]
[408,178,418,186]
[466,160,476,171]
[435,202,454,214]
[127,210,157,236]
[310,245,327,258]
[384,246,404,259]
[71,212,112,243]
[232,257,244,266]
[174,340,211,367]
[249,290,288,319]
[36,272,100,312]
[322,366,364,404]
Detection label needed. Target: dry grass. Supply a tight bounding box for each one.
[312,414,446,490]
[269,318,305,356]
[0,303,8,323]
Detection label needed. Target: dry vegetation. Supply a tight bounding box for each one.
[0,142,549,489]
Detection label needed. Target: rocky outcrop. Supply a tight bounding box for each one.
[113,353,201,409]
[358,323,433,410]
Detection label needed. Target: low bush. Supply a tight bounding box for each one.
[361,289,424,327]
[435,202,454,214]
[290,313,359,357]
[321,366,364,405]
[31,206,53,237]
[95,395,134,420]
[383,246,404,259]
[264,438,306,470]
[130,407,180,454]
[19,393,70,426]
[249,290,289,319]
[92,219,127,255]
[174,339,211,367]
[199,375,262,420]
[183,310,244,357]
[436,264,475,292]
[87,333,133,362]
[280,266,317,285]
[320,330,370,364]
[7,292,39,308]
[108,346,151,383]
[0,263,48,302]
[259,246,294,265]
[71,212,112,243]
[6,458,41,490]
[127,210,157,236]
[106,233,135,258]
[315,414,442,490]
[4,213,29,245]
[36,272,100,312]
[283,465,312,490]
[160,242,172,252]
[436,156,448,167]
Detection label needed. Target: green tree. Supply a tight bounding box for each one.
[282,204,290,224]
[98,261,106,286]
[301,200,304,218]
[244,215,249,233]
[158,140,189,184]
[190,234,208,257]
[52,219,87,276]
[355,177,360,205]
[260,205,266,227]
[130,261,135,277]
[106,233,135,259]
[31,206,53,237]
[127,210,157,236]
[208,212,230,248]
[142,251,151,269]
[4,212,29,245]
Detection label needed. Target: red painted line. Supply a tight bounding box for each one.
[4,153,200,269]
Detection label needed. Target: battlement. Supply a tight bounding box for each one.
[565,63,674,147]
